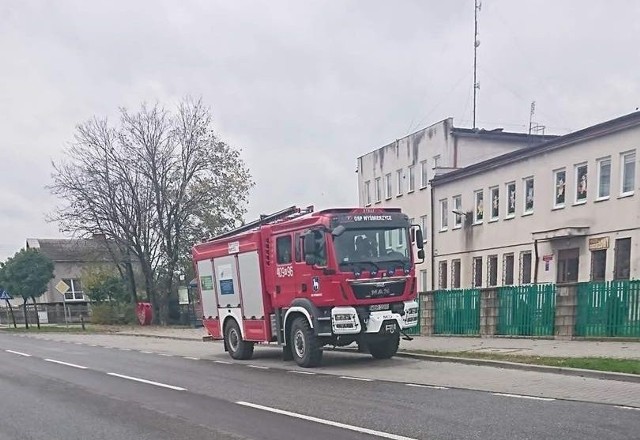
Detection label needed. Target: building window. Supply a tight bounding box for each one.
[554,169,566,208]
[590,249,607,281]
[365,181,371,205]
[385,173,392,199]
[614,238,631,280]
[276,235,292,264]
[473,257,483,287]
[420,215,428,242]
[557,248,580,283]
[523,177,534,214]
[452,195,462,228]
[597,158,611,199]
[438,261,448,289]
[473,190,484,224]
[433,155,441,168]
[575,163,588,203]
[408,166,415,192]
[62,279,84,301]
[489,186,499,220]
[621,151,636,196]
[420,160,429,188]
[488,255,498,287]
[375,177,382,203]
[420,269,428,292]
[396,170,403,196]
[520,251,532,284]
[506,182,516,218]
[451,259,461,288]
[503,253,515,285]
[440,199,448,231]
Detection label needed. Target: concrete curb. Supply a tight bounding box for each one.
[394,350,640,384]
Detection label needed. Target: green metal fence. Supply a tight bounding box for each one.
[434,289,480,335]
[576,280,640,337]
[497,284,555,336]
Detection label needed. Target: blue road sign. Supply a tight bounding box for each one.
[0,289,13,300]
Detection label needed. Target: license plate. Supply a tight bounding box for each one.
[370,304,390,311]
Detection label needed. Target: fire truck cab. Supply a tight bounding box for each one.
[192,206,424,368]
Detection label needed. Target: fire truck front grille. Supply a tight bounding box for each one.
[349,279,406,300]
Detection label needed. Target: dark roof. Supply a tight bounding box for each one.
[451,127,558,143]
[432,111,640,186]
[26,237,125,263]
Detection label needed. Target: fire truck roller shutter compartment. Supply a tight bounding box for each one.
[237,251,268,341]
[213,255,243,337]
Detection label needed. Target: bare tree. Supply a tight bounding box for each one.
[49,97,253,324]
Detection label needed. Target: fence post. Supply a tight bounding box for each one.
[480,288,498,337]
[420,291,435,336]
[555,283,577,340]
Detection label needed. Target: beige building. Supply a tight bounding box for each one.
[431,111,639,290]
[356,118,555,290]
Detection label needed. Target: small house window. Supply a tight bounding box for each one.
[554,169,566,208]
[575,163,588,203]
[523,177,534,214]
[490,187,499,220]
[473,190,484,224]
[506,182,516,217]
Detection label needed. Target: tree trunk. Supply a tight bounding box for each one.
[5,300,16,328]
[32,297,41,329]
[22,299,29,329]
[125,260,138,304]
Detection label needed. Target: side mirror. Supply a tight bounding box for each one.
[305,254,317,265]
[331,225,346,237]
[417,249,425,260]
[415,229,424,249]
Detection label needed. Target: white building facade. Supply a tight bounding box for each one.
[431,112,640,290]
[356,118,555,291]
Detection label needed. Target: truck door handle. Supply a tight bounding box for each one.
[301,284,307,292]
[276,286,281,294]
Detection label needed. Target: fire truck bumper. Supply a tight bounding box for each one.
[364,300,419,334]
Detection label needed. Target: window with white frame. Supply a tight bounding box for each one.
[375,177,382,203]
[396,169,403,196]
[62,279,84,300]
[440,199,448,230]
[489,186,499,220]
[385,173,392,199]
[473,257,483,287]
[408,166,415,192]
[453,195,462,228]
[523,177,534,214]
[575,163,588,203]
[420,215,428,241]
[420,269,428,292]
[553,169,566,208]
[433,155,441,168]
[506,182,516,217]
[473,190,484,223]
[621,151,636,196]
[451,259,461,288]
[420,160,428,188]
[597,157,611,199]
[488,255,498,287]
[364,181,371,205]
[438,261,448,289]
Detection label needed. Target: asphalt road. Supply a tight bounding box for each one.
[1,333,638,440]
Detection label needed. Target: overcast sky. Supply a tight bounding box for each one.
[1,0,638,260]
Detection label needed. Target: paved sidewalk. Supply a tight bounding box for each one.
[103,325,640,359]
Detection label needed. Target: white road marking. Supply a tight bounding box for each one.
[288,370,316,375]
[159,353,174,357]
[183,356,200,360]
[406,383,449,390]
[140,351,154,354]
[107,373,186,391]
[5,350,31,357]
[214,360,232,364]
[45,359,88,369]
[339,376,373,382]
[615,405,640,411]
[89,344,98,347]
[236,401,416,440]
[247,365,269,369]
[74,342,83,345]
[119,348,131,351]
[492,393,555,401]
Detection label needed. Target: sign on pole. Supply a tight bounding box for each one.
[55,280,70,328]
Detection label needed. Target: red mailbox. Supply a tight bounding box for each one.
[136,302,153,326]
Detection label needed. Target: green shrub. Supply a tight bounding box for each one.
[90,303,137,325]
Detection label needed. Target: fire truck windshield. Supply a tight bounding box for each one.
[332,227,410,271]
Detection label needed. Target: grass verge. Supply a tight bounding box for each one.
[403,349,640,375]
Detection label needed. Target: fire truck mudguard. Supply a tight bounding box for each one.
[192,205,424,368]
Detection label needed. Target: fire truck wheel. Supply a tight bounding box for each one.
[224,320,254,360]
[290,316,323,368]
[368,334,400,360]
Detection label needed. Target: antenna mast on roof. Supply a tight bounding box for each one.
[528,100,546,135]
[472,0,481,129]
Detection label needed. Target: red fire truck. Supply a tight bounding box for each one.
[192,205,424,368]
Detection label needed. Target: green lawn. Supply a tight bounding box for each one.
[404,349,640,375]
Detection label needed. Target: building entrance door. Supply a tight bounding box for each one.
[557,248,580,283]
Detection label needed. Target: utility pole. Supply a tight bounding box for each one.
[473,0,481,129]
